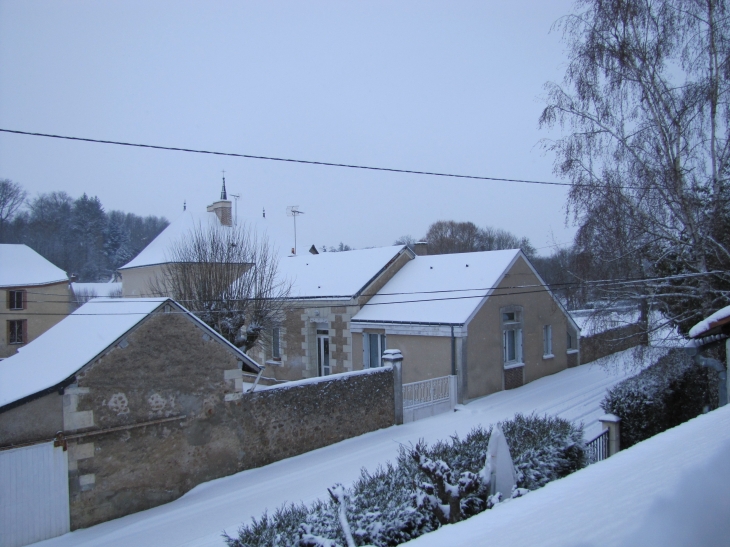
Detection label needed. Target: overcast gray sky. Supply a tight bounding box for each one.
[0,0,577,256]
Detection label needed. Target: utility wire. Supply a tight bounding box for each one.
[18,269,727,303]
[0,127,635,189]
[7,270,726,315]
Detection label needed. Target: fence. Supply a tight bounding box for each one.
[402,375,457,423]
[586,429,610,463]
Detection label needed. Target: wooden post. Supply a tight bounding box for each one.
[599,414,621,456]
[383,349,403,425]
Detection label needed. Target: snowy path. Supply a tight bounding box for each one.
[36,349,658,547]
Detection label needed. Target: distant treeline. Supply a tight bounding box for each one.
[0,181,168,282]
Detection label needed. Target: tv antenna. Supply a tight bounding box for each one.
[286,206,304,255]
[230,193,240,225]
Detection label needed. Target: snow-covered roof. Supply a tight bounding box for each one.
[71,282,123,298]
[279,245,409,299]
[119,211,222,270]
[0,297,260,409]
[688,304,730,338]
[0,244,68,287]
[352,249,522,325]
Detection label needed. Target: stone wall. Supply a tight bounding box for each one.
[580,323,646,364]
[34,309,397,530]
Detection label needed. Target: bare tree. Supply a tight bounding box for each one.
[424,220,536,257]
[0,179,27,240]
[152,221,291,352]
[540,0,730,334]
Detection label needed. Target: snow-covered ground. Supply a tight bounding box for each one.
[36,348,665,547]
[406,404,730,547]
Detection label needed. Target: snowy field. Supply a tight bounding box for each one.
[36,348,665,547]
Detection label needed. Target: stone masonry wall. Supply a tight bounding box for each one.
[62,312,395,529]
[580,323,645,364]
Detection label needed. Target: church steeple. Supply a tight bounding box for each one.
[221,172,228,200]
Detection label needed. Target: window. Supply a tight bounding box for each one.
[567,332,575,350]
[317,329,330,376]
[501,307,523,366]
[272,327,281,360]
[543,325,553,357]
[7,290,25,310]
[8,320,25,344]
[363,333,387,368]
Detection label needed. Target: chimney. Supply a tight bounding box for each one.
[412,241,428,256]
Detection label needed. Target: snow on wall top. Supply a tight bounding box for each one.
[0,298,168,409]
[0,244,68,287]
[119,211,221,270]
[689,304,730,338]
[279,245,408,299]
[352,249,521,325]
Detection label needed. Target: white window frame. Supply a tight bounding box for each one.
[363,333,387,368]
[501,307,523,368]
[543,325,553,358]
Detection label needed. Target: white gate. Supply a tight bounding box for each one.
[402,375,457,423]
[0,442,70,547]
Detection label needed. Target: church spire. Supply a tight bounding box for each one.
[221,170,227,200]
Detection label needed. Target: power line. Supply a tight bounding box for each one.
[19,269,727,303]
[0,127,625,189]
[8,270,726,315]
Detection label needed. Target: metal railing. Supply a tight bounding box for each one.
[402,376,452,410]
[586,429,609,463]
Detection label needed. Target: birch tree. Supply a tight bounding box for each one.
[541,0,730,333]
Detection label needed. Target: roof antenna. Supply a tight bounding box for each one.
[286,206,304,255]
[221,170,227,200]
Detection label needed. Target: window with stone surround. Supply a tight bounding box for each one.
[501,306,523,367]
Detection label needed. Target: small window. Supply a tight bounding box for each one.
[272,327,281,360]
[543,325,553,357]
[567,332,573,350]
[502,311,521,323]
[8,290,25,310]
[8,320,25,344]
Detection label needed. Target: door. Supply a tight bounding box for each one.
[317,330,330,376]
[0,442,70,547]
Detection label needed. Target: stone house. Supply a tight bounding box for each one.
[0,296,398,545]
[350,249,581,402]
[0,297,261,536]
[251,245,416,381]
[0,244,72,358]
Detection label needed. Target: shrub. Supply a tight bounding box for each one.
[601,349,719,449]
[224,414,587,547]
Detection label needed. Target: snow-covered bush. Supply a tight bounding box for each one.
[502,413,588,490]
[224,414,586,547]
[601,349,718,449]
